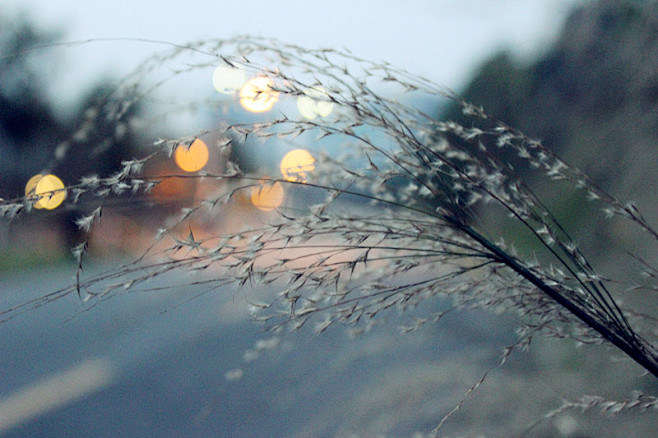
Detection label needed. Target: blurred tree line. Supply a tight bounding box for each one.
[444,0,657,196]
[0,13,142,250]
[441,0,658,271]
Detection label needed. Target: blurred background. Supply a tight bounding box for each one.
[1,0,658,436]
[0,0,580,263]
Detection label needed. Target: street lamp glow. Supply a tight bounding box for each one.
[212,66,246,94]
[251,181,284,211]
[239,77,278,113]
[25,174,67,210]
[297,87,333,119]
[280,149,315,183]
[174,139,209,172]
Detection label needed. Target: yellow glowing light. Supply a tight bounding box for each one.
[240,77,278,112]
[280,149,315,183]
[174,139,209,172]
[25,174,66,210]
[25,174,43,197]
[297,87,333,120]
[212,66,246,94]
[250,181,284,211]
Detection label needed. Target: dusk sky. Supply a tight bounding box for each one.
[5,0,582,110]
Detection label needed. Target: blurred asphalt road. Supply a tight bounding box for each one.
[0,262,516,437]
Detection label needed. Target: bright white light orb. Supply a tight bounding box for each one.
[240,77,278,113]
[212,66,246,94]
[297,87,333,120]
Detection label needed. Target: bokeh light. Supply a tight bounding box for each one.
[297,86,333,119]
[280,149,315,183]
[212,66,246,94]
[239,77,278,112]
[174,139,209,172]
[25,174,66,210]
[25,174,43,198]
[250,181,284,211]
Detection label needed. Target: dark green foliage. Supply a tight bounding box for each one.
[443,0,658,189]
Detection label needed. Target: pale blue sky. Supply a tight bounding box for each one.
[5,0,583,109]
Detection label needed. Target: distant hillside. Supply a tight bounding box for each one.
[443,0,657,210]
[440,0,658,285]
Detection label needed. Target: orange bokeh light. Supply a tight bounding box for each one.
[239,77,278,113]
[174,139,209,172]
[250,181,284,211]
[280,149,315,183]
[25,174,67,210]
